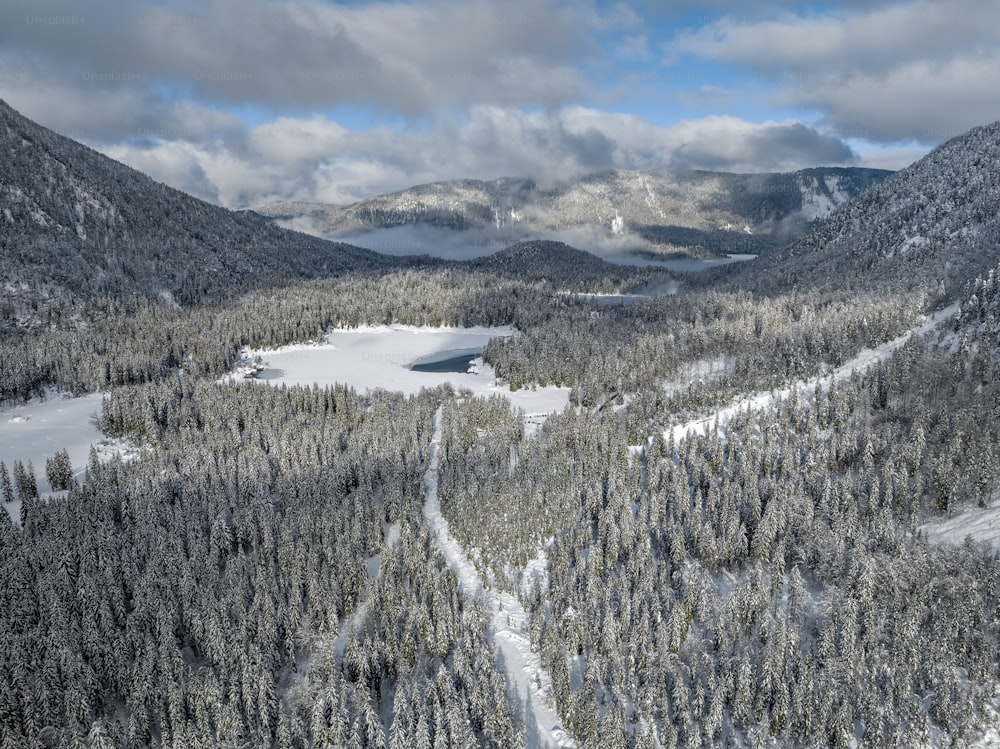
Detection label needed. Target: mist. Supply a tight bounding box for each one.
[333,225,516,261]
[329,223,661,264]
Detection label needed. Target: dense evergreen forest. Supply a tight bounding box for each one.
[2,98,1000,748]
[2,256,998,747]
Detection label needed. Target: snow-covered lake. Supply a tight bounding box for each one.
[0,393,125,523]
[237,325,572,420]
[608,252,757,272]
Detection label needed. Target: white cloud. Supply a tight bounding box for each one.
[666,0,1000,143]
[854,146,929,172]
[248,116,351,164]
[785,54,1000,143]
[95,107,856,209]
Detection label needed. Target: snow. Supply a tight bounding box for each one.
[568,292,652,306]
[611,210,625,235]
[641,176,666,220]
[423,407,576,749]
[663,355,731,397]
[233,325,571,422]
[965,687,1000,749]
[663,302,959,446]
[800,175,850,221]
[606,253,757,272]
[158,289,180,309]
[0,393,138,525]
[921,501,1000,548]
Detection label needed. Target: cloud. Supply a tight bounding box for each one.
[92,107,856,209]
[614,34,652,62]
[666,0,1000,143]
[0,0,885,208]
[0,0,592,122]
[855,146,931,172]
[665,118,856,172]
[783,54,1000,143]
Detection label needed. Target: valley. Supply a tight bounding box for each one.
[1,97,999,749]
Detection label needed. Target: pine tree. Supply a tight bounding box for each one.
[12,460,38,501]
[0,461,13,503]
[45,449,74,491]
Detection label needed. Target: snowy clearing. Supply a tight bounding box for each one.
[233,325,571,422]
[423,407,576,749]
[921,501,1000,548]
[0,392,139,525]
[663,301,959,446]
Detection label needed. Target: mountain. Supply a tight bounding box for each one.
[746,121,1000,298]
[255,167,891,256]
[0,99,425,332]
[468,239,657,290]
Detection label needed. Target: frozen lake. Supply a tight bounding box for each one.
[236,325,571,421]
[608,252,757,272]
[0,393,137,524]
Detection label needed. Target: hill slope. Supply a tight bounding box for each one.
[468,239,659,290]
[0,99,420,330]
[745,121,1000,297]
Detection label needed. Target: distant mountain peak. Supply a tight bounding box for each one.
[256,167,892,257]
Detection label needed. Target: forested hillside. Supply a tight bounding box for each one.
[743,121,1000,297]
[0,99,430,335]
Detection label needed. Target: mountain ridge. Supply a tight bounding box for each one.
[0,98,432,331]
[255,166,892,257]
[741,119,1000,298]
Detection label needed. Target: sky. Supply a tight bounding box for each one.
[1,0,997,208]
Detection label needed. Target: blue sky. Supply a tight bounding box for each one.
[1,0,996,206]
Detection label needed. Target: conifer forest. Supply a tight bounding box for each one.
[2,101,1000,749]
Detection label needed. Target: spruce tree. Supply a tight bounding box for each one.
[0,461,13,503]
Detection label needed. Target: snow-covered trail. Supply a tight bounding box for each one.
[423,407,576,749]
[665,301,959,445]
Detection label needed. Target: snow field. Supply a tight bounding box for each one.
[0,393,139,525]
[233,325,571,425]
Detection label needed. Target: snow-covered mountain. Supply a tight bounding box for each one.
[751,120,1000,297]
[256,167,890,256]
[0,99,422,329]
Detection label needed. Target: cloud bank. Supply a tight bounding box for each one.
[1,0,993,207]
[667,0,1000,143]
